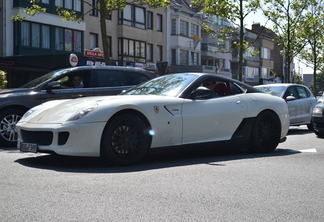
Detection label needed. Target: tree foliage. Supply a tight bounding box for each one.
[191,0,260,81]
[12,0,169,65]
[298,0,324,93]
[259,0,315,83]
[0,70,8,89]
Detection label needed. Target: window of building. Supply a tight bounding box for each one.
[261,67,268,78]
[180,20,189,37]
[107,36,112,57]
[119,5,146,29]
[64,1,72,9]
[261,47,270,59]
[119,38,146,62]
[147,11,153,30]
[55,0,63,7]
[171,19,177,35]
[21,22,30,47]
[73,31,82,52]
[191,24,199,37]
[65,29,72,51]
[42,25,50,49]
[41,0,50,4]
[157,45,163,61]
[90,33,98,50]
[147,43,153,62]
[55,27,64,50]
[55,0,81,12]
[18,21,82,53]
[31,23,40,48]
[180,50,188,65]
[157,14,162,32]
[191,52,199,65]
[74,0,81,12]
[171,49,177,65]
[245,67,259,81]
[91,0,98,16]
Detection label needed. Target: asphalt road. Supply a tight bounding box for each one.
[1,126,323,222]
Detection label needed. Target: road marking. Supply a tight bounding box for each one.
[299,149,317,153]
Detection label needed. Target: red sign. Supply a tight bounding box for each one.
[84,50,104,58]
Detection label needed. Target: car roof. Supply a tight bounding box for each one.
[255,83,305,87]
[59,66,152,73]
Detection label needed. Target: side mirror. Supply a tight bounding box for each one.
[285,95,296,101]
[191,87,212,99]
[46,81,61,94]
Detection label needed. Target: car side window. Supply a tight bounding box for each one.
[96,70,127,87]
[284,86,299,99]
[126,72,150,85]
[59,70,91,88]
[296,86,309,99]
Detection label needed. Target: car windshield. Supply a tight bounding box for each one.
[123,73,198,97]
[255,85,286,97]
[19,68,71,88]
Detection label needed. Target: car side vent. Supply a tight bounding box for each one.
[58,132,69,145]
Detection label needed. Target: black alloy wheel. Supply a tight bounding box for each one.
[101,114,151,165]
[249,111,281,153]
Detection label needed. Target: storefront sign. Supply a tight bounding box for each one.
[69,53,78,67]
[84,49,104,58]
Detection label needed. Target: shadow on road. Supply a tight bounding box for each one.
[288,126,313,136]
[13,145,301,174]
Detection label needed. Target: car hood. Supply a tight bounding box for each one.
[19,95,183,124]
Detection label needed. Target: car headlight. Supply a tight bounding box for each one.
[21,105,43,120]
[67,103,99,122]
[313,107,323,117]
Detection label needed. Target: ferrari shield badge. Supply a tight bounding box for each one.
[154,106,159,113]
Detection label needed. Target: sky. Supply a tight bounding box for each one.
[243,10,314,75]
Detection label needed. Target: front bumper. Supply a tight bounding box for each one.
[313,117,324,133]
[16,121,107,157]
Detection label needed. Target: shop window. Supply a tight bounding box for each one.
[55,27,64,50]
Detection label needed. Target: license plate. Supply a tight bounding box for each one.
[19,142,38,153]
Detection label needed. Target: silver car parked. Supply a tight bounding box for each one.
[255,83,316,130]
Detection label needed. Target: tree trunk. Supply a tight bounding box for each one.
[98,0,111,65]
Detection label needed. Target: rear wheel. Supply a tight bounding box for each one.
[101,114,151,165]
[0,108,25,147]
[249,111,281,153]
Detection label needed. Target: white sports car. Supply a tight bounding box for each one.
[17,73,290,165]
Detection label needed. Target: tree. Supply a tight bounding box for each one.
[260,0,314,83]
[299,0,324,94]
[0,70,8,89]
[12,0,169,65]
[191,0,260,81]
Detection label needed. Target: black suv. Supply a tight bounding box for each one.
[0,66,155,146]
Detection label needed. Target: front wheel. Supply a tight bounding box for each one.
[101,114,151,165]
[0,108,26,147]
[249,111,281,153]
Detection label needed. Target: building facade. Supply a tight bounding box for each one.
[0,1,286,88]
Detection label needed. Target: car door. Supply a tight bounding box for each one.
[284,86,303,124]
[181,95,248,145]
[93,69,132,96]
[295,85,315,123]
